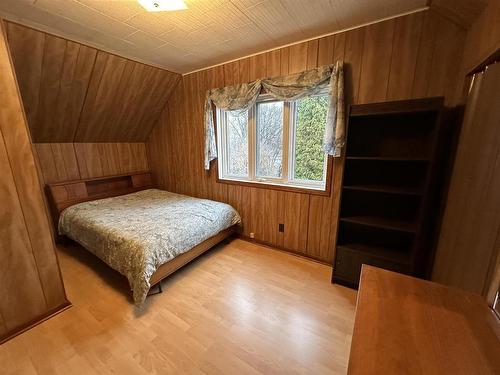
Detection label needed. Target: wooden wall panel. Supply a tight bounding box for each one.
[431,1,500,293]
[0,21,66,311]
[412,11,468,105]
[35,143,150,184]
[5,21,181,143]
[0,127,48,333]
[5,22,45,137]
[0,20,68,343]
[357,20,395,104]
[426,19,466,103]
[433,63,500,294]
[6,22,97,142]
[387,12,424,101]
[432,0,488,28]
[460,0,500,73]
[343,27,365,105]
[35,143,80,183]
[283,193,310,253]
[0,312,6,336]
[148,10,467,264]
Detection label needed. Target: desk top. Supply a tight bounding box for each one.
[348,265,500,375]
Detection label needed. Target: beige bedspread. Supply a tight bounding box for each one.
[59,189,241,305]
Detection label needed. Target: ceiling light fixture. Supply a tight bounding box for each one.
[138,0,187,12]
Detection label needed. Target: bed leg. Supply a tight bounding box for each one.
[148,281,163,296]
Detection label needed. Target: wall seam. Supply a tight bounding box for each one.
[0,130,49,308]
[72,47,99,142]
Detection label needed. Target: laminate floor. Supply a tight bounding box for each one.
[0,238,356,374]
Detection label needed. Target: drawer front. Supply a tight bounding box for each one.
[334,247,410,287]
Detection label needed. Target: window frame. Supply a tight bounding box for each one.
[219,109,250,179]
[254,94,286,182]
[215,92,334,197]
[288,93,330,187]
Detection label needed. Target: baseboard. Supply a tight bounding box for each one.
[0,300,72,345]
[237,234,332,267]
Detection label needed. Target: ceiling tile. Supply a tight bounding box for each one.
[125,30,168,50]
[235,0,267,9]
[332,0,425,29]
[243,0,305,41]
[125,11,178,36]
[76,0,145,22]
[202,2,250,30]
[0,0,429,73]
[34,0,138,38]
[279,0,340,34]
[185,0,232,13]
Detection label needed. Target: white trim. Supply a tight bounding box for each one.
[183,6,429,76]
[288,94,328,188]
[218,177,326,192]
[216,108,250,179]
[248,105,256,181]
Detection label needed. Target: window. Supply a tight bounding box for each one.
[223,110,248,177]
[217,91,329,191]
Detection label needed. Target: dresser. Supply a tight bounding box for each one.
[348,265,500,374]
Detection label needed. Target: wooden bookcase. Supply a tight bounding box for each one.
[332,98,446,288]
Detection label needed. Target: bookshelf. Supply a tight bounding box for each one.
[332,98,446,288]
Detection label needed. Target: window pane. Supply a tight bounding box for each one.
[226,110,248,176]
[256,101,283,178]
[293,95,328,181]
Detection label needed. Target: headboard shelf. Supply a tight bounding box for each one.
[46,171,152,186]
[46,171,153,233]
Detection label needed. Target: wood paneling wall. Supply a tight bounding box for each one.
[432,63,500,295]
[148,10,467,264]
[431,0,500,294]
[0,20,68,343]
[431,0,488,28]
[34,143,150,184]
[460,0,500,73]
[5,21,181,143]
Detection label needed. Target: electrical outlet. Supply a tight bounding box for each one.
[249,232,255,238]
[279,223,284,232]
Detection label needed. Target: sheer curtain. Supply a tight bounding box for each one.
[204,61,345,170]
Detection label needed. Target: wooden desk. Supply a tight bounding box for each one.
[348,265,500,374]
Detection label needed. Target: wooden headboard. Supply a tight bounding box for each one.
[46,171,154,231]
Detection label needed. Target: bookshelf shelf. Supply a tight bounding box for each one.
[332,97,446,288]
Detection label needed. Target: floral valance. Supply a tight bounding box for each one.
[204,61,345,170]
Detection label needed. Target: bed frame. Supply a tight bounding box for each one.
[46,171,235,294]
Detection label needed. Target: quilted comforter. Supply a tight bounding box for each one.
[59,189,241,305]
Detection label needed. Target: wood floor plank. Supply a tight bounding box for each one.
[0,239,356,374]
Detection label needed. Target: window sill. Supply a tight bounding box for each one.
[216,176,331,196]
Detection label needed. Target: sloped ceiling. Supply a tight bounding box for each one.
[431,0,488,27]
[0,0,429,73]
[5,21,181,143]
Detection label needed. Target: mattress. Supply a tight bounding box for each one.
[58,189,241,305]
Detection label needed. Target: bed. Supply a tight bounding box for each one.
[46,172,241,305]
